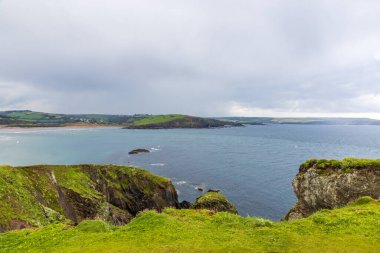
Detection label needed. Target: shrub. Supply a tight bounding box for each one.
[355,196,373,205]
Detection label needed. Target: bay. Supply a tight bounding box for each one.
[1,125,380,220]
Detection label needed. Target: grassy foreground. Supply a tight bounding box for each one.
[1,197,379,253]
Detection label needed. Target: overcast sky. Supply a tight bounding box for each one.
[1,0,380,118]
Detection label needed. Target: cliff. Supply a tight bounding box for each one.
[0,165,178,231]
[285,158,380,220]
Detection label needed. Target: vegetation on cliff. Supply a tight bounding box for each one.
[0,197,379,252]
[0,165,178,231]
[300,158,380,174]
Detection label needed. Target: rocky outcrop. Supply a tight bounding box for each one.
[192,192,238,214]
[128,149,150,155]
[284,158,380,220]
[0,165,178,231]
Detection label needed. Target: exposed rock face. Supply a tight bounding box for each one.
[285,158,380,220]
[0,165,178,231]
[192,192,238,214]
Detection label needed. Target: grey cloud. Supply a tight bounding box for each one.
[0,0,380,116]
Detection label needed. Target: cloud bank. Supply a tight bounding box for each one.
[1,0,380,117]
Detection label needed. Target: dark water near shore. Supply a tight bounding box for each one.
[1,125,380,220]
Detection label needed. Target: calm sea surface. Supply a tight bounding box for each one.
[1,125,380,220]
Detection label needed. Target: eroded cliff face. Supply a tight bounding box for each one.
[0,165,178,231]
[285,158,380,220]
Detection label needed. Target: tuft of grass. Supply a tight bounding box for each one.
[354,196,374,205]
[0,199,379,252]
[76,220,112,233]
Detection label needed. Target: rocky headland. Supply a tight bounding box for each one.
[0,164,237,232]
[284,158,380,220]
[0,165,178,231]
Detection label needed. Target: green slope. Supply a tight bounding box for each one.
[0,197,379,252]
[123,114,239,129]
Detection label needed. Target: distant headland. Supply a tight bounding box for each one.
[1,110,380,129]
[0,110,241,129]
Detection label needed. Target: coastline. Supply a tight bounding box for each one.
[0,124,122,130]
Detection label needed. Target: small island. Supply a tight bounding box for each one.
[128,148,150,155]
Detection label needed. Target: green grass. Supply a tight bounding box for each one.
[129,114,186,126]
[300,158,380,174]
[0,197,379,252]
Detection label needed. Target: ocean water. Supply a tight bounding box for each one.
[1,125,380,220]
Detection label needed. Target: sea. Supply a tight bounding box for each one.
[1,124,380,220]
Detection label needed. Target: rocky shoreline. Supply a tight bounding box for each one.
[1,158,379,232]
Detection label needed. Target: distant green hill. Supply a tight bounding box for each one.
[123,114,238,129]
[218,116,380,125]
[0,111,239,129]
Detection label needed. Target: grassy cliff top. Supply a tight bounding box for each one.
[300,158,380,174]
[0,197,379,252]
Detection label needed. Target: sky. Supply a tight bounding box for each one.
[1,0,380,118]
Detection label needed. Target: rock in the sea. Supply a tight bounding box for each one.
[179,200,192,209]
[192,192,238,214]
[128,148,150,155]
[196,187,203,192]
[284,158,380,220]
[0,164,178,231]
